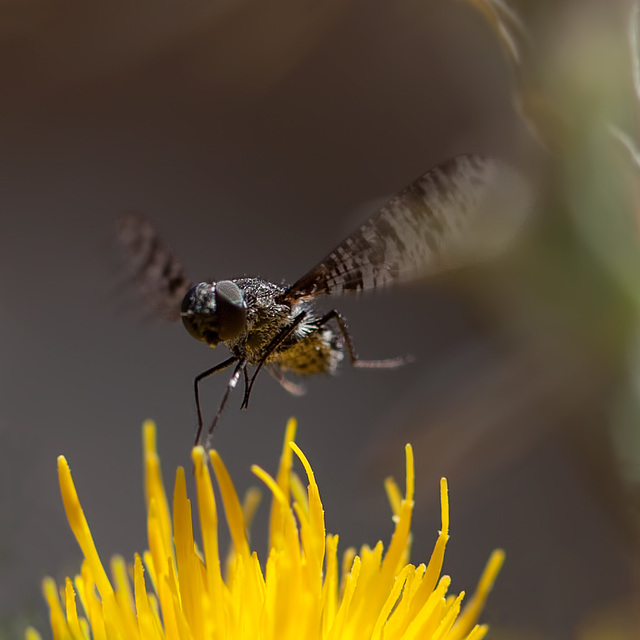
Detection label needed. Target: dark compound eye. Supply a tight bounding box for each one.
[181,283,203,315]
[181,283,218,344]
[214,280,247,341]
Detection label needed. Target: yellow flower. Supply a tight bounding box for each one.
[26,418,504,640]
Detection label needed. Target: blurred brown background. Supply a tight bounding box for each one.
[1,0,639,637]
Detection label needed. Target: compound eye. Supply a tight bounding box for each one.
[180,283,220,344]
[214,280,247,341]
[180,284,200,315]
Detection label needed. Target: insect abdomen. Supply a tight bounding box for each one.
[271,328,343,375]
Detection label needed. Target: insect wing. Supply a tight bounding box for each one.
[282,154,530,301]
[116,212,193,321]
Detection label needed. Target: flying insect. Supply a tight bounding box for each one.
[117,154,529,446]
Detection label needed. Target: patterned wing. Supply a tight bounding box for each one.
[282,154,531,301]
[116,212,193,321]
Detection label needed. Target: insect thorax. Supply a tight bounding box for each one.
[225,278,344,375]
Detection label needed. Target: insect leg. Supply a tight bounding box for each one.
[267,364,307,396]
[243,365,250,397]
[317,309,411,368]
[194,355,238,446]
[204,358,247,450]
[240,311,308,409]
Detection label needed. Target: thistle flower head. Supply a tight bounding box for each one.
[26,418,503,640]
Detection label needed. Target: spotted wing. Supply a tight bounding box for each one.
[282,154,530,301]
[116,212,192,321]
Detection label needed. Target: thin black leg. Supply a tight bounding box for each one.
[193,355,238,446]
[240,311,308,409]
[203,358,247,450]
[242,366,250,399]
[317,309,410,368]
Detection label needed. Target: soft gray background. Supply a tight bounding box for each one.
[1,0,638,637]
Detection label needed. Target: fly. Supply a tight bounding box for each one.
[116,153,529,447]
